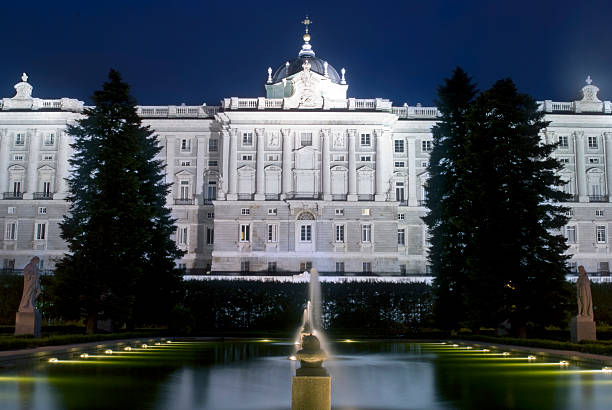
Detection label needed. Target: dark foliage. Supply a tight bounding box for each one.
[49,70,183,333]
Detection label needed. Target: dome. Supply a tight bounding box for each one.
[271,56,342,85]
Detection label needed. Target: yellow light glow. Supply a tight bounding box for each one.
[166,340,172,344]
[482,349,490,352]
[141,344,148,349]
[502,352,510,356]
[452,344,459,347]
[104,349,113,355]
[261,339,271,342]
[344,339,354,343]
[48,358,58,363]
[294,341,300,346]
[124,347,132,351]
[560,360,570,366]
[154,342,161,346]
[465,346,473,349]
[289,355,297,361]
[527,355,536,361]
[79,353,89,358]
[602,367,612,373]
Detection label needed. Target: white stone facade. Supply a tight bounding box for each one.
[1,44,612,275]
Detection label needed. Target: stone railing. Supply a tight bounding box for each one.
[222,97,394,112]
[538,100,612,114]
[392,105,441,119]
[1,97,84,112]
[137,105,219,118]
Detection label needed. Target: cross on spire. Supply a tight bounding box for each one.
[586,75,593,85]
[302,16,312,34]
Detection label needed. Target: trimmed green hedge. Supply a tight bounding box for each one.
[460,334,612,356]
[0,331,165,351]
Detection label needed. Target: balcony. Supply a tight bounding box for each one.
[265,194,280,200]
[332,194,347,201]
[285,192,321,200]
[174,198,195,205]
[398,200,409,206]
[3,192,23,200]
[237,193,254,200]
[33,192,54,200]
[589,195,609,203]
[357,194,375,201]
[202,198,214,205]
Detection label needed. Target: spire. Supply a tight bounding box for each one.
[298,15,315,57]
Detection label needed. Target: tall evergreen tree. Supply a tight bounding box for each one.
[51,70,183,333]
[462,79,571,335]
[423,68,477,330]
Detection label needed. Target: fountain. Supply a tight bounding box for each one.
[292,268,331,410]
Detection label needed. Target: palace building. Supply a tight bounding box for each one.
[0,26,611,275]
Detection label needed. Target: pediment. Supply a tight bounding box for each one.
[265,165,282,172]
[357,165,374,173]
[331,165,348,172]
[238,165,255,173]
[38,165,55,172]
[175,170,193,177]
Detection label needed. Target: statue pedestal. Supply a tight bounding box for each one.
[291,375,331,410]
[570,316,596,343]
[15,310,41,337]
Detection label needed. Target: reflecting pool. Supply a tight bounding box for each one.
[1,340,611,409]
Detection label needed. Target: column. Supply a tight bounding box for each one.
[544,130,554,146]
[24,129,40,199]
[321,129,331,201]
[347,129,357,201]
[0,130,9,194]
[226,129,238,200]
[375,129,386,201]
[281,128,292,199]
[165,136,176,204]
[407,139,418,207]
[196,136,206,203]
[220,130,230,199]
[575,132,587,202]
[605,133,612,202]
[254,128,265,200]
[54,130,70,199]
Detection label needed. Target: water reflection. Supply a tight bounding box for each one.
[0,341,611,409]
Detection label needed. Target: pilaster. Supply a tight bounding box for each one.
[408,139,417,207]
[374,129,386,201]
[605,133,612,201]
[54,130,70,199]
[0,130,9,194]
[347,129,357,201]
[321,129,331,201]
[196,136,206,203]
[575,132,588,202]
[24,129,40,199]
[254,128,265,200]
[281,128,293,199]
[165,136,176,204]
[226,129,238,200]
[220,130,230,199]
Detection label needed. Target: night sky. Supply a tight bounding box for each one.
[2,0,612,107]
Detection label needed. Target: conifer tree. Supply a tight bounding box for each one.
[462,79,570,334]
[423,68,477,330]
[51,70,183,333]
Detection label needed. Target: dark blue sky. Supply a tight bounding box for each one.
[2,0,611,106]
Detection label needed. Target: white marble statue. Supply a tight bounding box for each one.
[577,265,593,319]
[18,257,41,313]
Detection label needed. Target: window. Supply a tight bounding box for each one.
[241,154,253,161]
[566,208,574,217]
[206,227,214,244]
[596,225,606,243]
[268,208,277,215]
[267,224,279,242]
[300,262,312,272]
[38,207,47,215]
[207,212,215,219]
[267,262,277,273]
[208,160,218,167]
[180,138,191,152]
[332,154,346,161]
[13,154,24,161]
[177,263,186,271]
[362,262,372,273]
[43,154,54,161]
[266,154,279,161]
[240,224,251,242]
[394,140,404,153]
[35,223,46,241]
[240,261,250,273]
[398,213,405,220]
[335,225,345,242]
[589,158,600,164]
[558,136,569,148]
[5,221,16,240]
[3,259,15,269]
[300,133,312,147]
[15,134,25,146]
[42,182,51,195]
[599,262,609,273]
[44,134,55,145]
[180,160,191,166]
[242,132,253,146]
[588,136,598,149]
[241,208,250,215]
[421,161,429,167]
[400,265,407,275]
[360,133,371,146]
[179,180,190,200]
[394,161,405,167]
[558,157,570,164]
[208,139,218,152]
[362,208,370,216]
[360,155,372,162]
[596,209,604,217]
[398,229,405,245]
[7,207,15,214]
[207,181,217,200]
[176,226,188,246]
[422,140,432,152]
[335,262,345,273]
[361,225,372,243]
[335,208,344,216]
[568,261,578,273]
[300,225,312,242]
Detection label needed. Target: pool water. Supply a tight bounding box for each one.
[1,340,611,409]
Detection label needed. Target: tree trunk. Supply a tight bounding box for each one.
[86,314,96,334]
